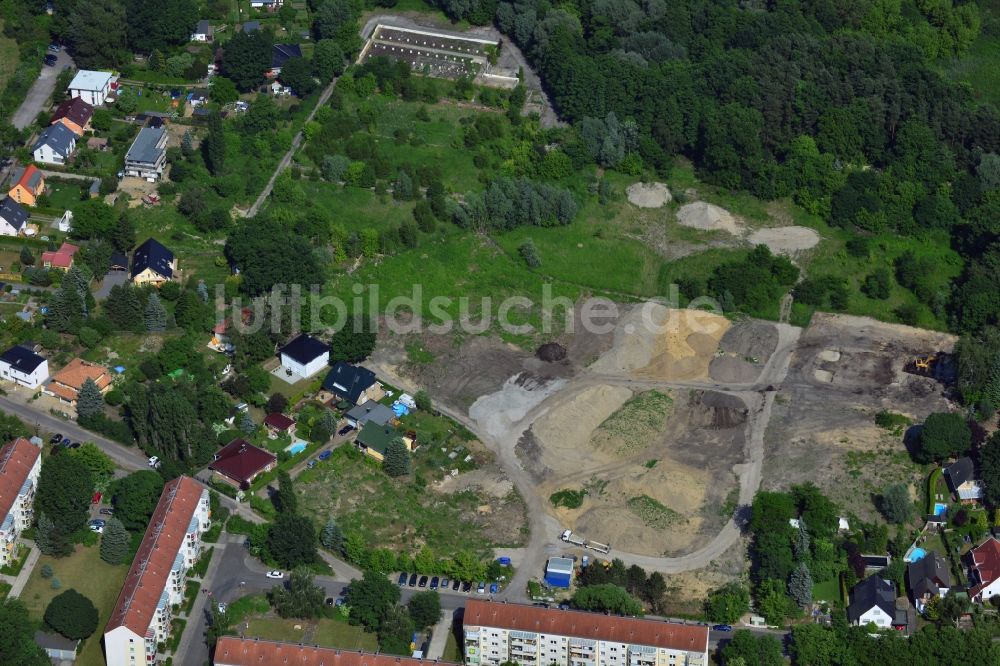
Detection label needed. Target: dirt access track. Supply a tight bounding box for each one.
[367,302,801,600]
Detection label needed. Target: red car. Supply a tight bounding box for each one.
[91,492,102,505]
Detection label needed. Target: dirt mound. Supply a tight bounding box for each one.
[627,182,672,208]
[689,391,748,429]
[709,355,761,384]
[536,342,567,362]
[718,320,779,361]
[469,373,567,442]
[677,202,743,235]
[531,384,633,472]
[747,226,820,254]
[591,304,730,382]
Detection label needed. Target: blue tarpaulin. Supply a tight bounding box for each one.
[392,402,409,417]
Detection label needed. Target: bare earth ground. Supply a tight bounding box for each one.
[626,182,672,208]
[762,313,957,519]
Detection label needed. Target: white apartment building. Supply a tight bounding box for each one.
[0,438,41,566]
[104,476,210,666]
[463,600,709,666]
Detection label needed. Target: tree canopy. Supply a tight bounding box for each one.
[570,583,643,616]
[345,569,401,632]
[222,29,273,92]
[109,471,165,531]
[266,513,318,569]
[0,599,48,665]
[917,412,971,463]
[37,455,94,551]
[44,589,99,640]
[271,567,326,619]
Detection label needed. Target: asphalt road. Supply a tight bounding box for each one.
[12,49,74,130]
[0,393,147,470]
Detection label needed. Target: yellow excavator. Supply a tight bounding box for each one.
[906,352,947,378]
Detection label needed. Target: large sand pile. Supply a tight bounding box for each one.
[677,202,743,235]
[627,182,672,208]
[591,304,730,381]
[747,226,820,254]
[532,384,633,470]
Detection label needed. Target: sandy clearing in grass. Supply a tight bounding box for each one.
[747,226,820,254]
[676,201,744,234]
[626,181,672,208]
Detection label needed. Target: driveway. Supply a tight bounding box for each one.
[93,270,127,300]
[11,50,74,130]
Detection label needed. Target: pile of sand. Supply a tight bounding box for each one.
[677,202,743,235]
[590,304,730,382]
[468,373,566,441]
[747,226,820,254]
[532,385,633,470]
[626,182,672,208]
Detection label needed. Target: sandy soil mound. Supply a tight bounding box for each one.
[469,373,567,441]
[709,355,761,384]
[747,226,820,254]
[590,304,730,382]
[532,385,633,470]
[718,320,779,361]
[627,182,672,208]
[677,202,743,235]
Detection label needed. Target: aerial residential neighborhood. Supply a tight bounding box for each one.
[0,1,996,666]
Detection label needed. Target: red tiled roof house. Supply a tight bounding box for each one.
[44,358,111,405]
[970,537,1000,604]
[103,476,210,666]
[209,439,277,489]
[41,241,79,270]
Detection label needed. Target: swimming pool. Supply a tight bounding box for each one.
[907,547,927,563]
[934,502,947,516]
[285,440,307,455]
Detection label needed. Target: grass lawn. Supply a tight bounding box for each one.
[20,544,129,666]
[441,628,462,662]
[812,578,843,606]
[245,615,379,650]
[0,29,18,91]
[44,180,89,210]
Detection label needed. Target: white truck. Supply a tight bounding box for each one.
[560,529,586,547]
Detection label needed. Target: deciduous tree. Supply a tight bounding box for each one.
[271,567,326,619]
[44,589,98,640]
[266,513,317,569]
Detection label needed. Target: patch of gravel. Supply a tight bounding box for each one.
[676,202,743,235]
[718,320,779,362]
[746,226,820,254]
[627,181,672,208]
[709,355,761,384]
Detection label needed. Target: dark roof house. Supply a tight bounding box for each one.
[846,576,896,625]
[0,345,46,374]
[209,439,277,487]
[346,401,394,427]
[131,237,175,280]
[242,21,261,32]
[33,122,76,158]
[907,552,952,600]
[109,251,128,271]
[271,43,302,70]
[279,334,328,365]
[0,197,29,233]
[945,457,976,489]
[263,413,295,433]
[50,96,94,128]
[322,362,378,404]
[356,422,400,458]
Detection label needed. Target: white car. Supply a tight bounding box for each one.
[217,602,227,613]
[148,456,160,468]
[89,524,104,534]
[266,570,284,579]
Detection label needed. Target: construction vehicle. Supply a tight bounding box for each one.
[905,352,954,382]
[586,541,611,555]
[560,529,586,547]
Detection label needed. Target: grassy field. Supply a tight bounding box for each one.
[812,578,843,606]
[592,390,673,456]
[0,28,18,92]
[20,544,129,666]
[626,494,682,529]
[245,615,379,650]
[45,180,89,210]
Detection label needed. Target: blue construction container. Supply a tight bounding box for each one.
[544,557,574,589]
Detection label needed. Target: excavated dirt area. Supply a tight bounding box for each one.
[747,226,820,254]
[590,304,731,382]
[709,319,780,384]
[763,313,958,520]
[676,202,744,235]
[518,386,746,557]
[627,182,672,208]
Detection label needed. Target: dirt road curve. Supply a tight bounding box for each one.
[365,322,801,601]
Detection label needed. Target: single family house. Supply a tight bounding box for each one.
[0,344,48,389]
[44,358,112,405]
[40,241,79,270]
[270,43,302,76]
[969,537,1000,604]
[345,401,394,429]
[50,96,94,136]
[8,166,44,206]
[209,439,277,489]
[34,631,79,662]
[944,457,984,503]
[124,127,168,181]
[847,576,903,629]
[355,422,414,462]
[278,334,329,379]
[907,552,952,613]
[131,237,176,286]
[32,123,76,165]
[264,413,296,439]
[68,70,115,106]
[250,0,283,9]
[190,20,213,42]
[322,362,384,406]
[0,197,29,237]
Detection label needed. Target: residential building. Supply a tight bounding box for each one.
[68,70,115,106]
[0,344,48,388]
[110,251,129,272]
[131,237,176,286]
[0,438,41,567]
[969,537,1000,604]
[8,165,45,206]
[263,413,295,439]
[190,20,213,42]
[278,334,329,379]
[34,631,79,661]
[209,439,277,489]
[847,576,905,629]
[44,357,112,405]
[32,123,77,165]
[241,21,261,33]
[907,551,952,613]
[189,90,208,108]
[0,197,29,236]
[104,476,211,666]
[40,241,79,270]
[270,43,302,76]
[944,457,983,503]
[322,362,384,406]
[215,637,454,666]
[355,422,414,462]
[124,127,168,181]
[463,599,709,666]
[50,96,94,136]
[345,401,394,429]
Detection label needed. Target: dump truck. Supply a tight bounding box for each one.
[586,541,611,555]
[560,529,586,547]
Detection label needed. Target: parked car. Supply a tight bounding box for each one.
[461,581,471,592]
[49,434,63,444]
[440,577,449,589]
[70,442,80,449]
[408,574,418,587]
[557,603,569,610]
[452,579,461,591]
[397,573,408,586]
[44,54,57,66]
[429,576,439,590]
[265,571,284,579]
[307,460,317,469]
[148,456,160,468]
[712,624,733,632]
[48,44,60,52]
[337,425,354,436]
[418,576,428,588]
[91,492,102,504]
[89,524,104,534]
[318,450,332,461]
[60,439,72,448]
[477,582,486,594]
[496,556,512,565]
[217,602,227,614]
[326,597,335,606]
[489,582,499,594]
[99,508,114,515]
[335,597,345,607]
[88,519,106,527]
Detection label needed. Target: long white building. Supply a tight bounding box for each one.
[463,600,709,666]
[0,438,41,566]
[104,476,210,666]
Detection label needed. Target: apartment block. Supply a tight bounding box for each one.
[463,600,709,666]
[215,636,459,666]
[104,476,210,666]
[0,438,41,566]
